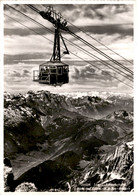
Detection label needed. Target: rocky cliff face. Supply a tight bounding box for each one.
[4,90,133,191]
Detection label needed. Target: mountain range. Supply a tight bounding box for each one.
[4,90,133,192]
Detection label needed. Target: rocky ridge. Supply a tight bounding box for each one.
[4,90,133,191]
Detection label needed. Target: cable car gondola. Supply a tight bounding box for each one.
[33,61,69,84]
[33,6,69,85]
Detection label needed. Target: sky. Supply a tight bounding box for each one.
[4,4,134,95]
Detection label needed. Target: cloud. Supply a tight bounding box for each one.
[71,64,113,81]
[69,23,133,36]
[4,4,133,31]
[66,4,133,28]
[4,26,52,36]
[4,62,133,95]
[7,69,31,79]
[22,70,30,76]
[4,34,53,55]
[63,32,133,61]
[4,30,133,63]
[4,53,49,65]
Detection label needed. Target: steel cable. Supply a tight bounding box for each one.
[5,4,133,89]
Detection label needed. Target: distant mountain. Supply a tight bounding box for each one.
[4,90,133,191]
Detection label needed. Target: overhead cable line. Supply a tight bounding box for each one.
[5,5,133,89]
[4,13,53,43]
[67,49,133,89]
[27,4,40,13]
[6,4,53,34]
[67,21,133,65]
[65,31,133,81]
[26,4,133,81]
[67,30,133,75]
[27,4,133,76]
[41,4,133,66]
[30,4,133,77]
[62,36,133,82]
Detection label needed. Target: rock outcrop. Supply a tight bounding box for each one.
[75,141,133,191]
[15,182,37,192]
[4,158,14,192]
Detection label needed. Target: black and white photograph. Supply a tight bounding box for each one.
[2,1,135,193]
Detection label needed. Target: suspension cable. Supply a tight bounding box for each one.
[5,5,133,89]
[28,4,133,76]
[41,4,133,67]
[27,4,40,13]
[6,4,53,34]
[62,36,133,82]
[68,30,133,75]
[67,21,133,65]
[4,13,52,43]
[27,4,133,80]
